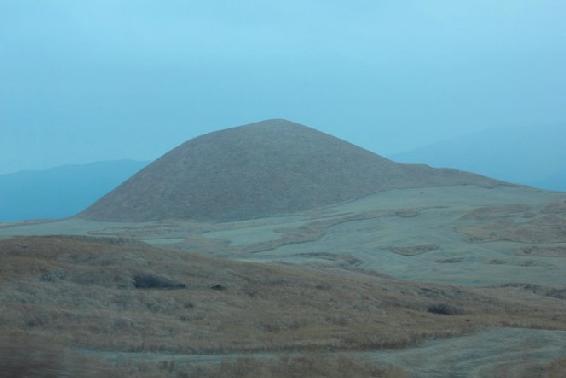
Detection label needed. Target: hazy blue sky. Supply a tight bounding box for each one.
[1,0,565,174]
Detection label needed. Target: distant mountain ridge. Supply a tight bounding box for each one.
[81,119,505,222]
[393,124,566,192]
[0,160,148,221]
[535,170,566,192]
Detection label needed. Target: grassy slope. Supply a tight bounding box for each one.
[81,120,502,222]
[1,236,566,355]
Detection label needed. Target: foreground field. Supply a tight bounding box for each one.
[1,235,566,376]
[71,328,566,377]
[1,336,406,378]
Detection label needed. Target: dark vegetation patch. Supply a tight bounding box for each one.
[489,259,506,265]
[388,244,440,257]
[488,259,547,268]
[520,245,566,257]
[133,274,186,290]
[393,209,420,218]
[436,257,465,264]
[427,303,464,316]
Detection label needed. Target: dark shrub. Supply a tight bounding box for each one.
[133,274,186,289]
[427,303,463,316]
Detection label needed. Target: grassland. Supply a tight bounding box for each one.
[2,235,566,376]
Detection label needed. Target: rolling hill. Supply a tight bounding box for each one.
[81,119,503,222]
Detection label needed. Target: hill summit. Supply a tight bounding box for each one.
[81,119,503,222]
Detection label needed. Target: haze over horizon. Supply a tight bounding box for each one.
[1,0,566,174]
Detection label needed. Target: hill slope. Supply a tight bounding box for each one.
[1,235,564,356]
[0,160,147,221]
[81,119,504,222]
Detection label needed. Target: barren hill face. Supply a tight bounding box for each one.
[81,119,503,222]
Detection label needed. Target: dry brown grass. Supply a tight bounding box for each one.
[1,235,566,358]
[0,335,125,378]
[184,355,407,378]
[459,203,566,243]
[543,357,566,378]
[0,336,406,378]
[502,355,566,378]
